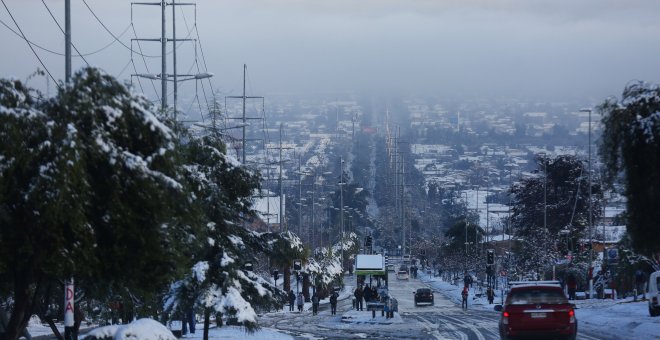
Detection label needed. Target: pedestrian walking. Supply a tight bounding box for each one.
[296,292,304,312]
[330,292,338,315]
[635,269,646,300]
[288,290,296,312]
[487,287,495,304]
[354,286,364,311]
[461,286,469,309]
[463,272,473,288]
[311,292,319,315]
[567,273,577,300]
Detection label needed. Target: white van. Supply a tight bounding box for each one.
[648,270,660,317]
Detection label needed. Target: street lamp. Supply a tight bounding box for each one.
[339,157,346,272]
[580,107,594,298]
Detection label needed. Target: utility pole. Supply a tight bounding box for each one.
[298,155,303,237]
[131,1,201,116]
[171,0,177,116]
[265,126,291,232]
[161,0,166,111]
[65,0,71,83]
[279,123,284,232]
[64,2,74,339]
[340,157,345,271]
[226,64,264,164]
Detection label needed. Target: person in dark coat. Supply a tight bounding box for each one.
[354,286,364,311]
[311,292,320,315]
[288,290,296,312]
[635,269,646,300]
[487,287,495,304]
[363,285,372,302]
[567,273,577,300]
[330,292,338,315]
[296,292,304,312]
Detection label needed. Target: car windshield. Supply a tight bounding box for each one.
[417,289,430,294]
[508,289,567,305]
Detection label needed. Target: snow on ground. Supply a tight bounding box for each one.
[178,326,293,340]
[30,272,659,339]
[421,272,660,340]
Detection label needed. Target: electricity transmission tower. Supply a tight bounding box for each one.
[131,0,211,119]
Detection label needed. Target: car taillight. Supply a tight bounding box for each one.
[568,309,576,324]
[502,311,509,325]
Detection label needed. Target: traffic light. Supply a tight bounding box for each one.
[273,269,279,282]
[487,249,495,265]
[293,259,302,271]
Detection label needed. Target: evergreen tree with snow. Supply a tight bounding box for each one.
[598,82,660,263]
[164,131,304,338]
[509,154,603,277]
[0,68,186,339]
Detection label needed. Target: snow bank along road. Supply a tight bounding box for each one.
[260,271,610,339]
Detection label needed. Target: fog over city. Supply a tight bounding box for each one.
[1,0,660,101]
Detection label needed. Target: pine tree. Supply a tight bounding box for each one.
[0,68,186,339]
[599,82,660,262]
[166,132,305,338]
[509,154,603,277]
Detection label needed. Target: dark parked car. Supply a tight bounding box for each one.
[414,288,434,306]
[495,283,577,340]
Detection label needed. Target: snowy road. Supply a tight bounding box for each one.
[258,272,504,339]
[258,271,613,339]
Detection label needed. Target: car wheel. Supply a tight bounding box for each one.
[650,308,659,317]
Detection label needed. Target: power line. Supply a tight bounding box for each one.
[40,0,90,67]
[117,59,132,78]
[1,0,60,88]
[130,23,160,101]
[0,18,62,55]
[178,5,213,121]
[82,0,160,58]
[0,16,131,58]
[130,58,146,94]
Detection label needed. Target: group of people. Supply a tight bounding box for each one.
[287,290,339,315]
[353,285,381,311]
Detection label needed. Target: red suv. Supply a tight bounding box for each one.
[495,283,577,340]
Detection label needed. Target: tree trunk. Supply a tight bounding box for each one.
[38,282,64,340]
[203,309,210,340]
[283,266,291,292]
[6,271,32,340]
[303,273,310,302]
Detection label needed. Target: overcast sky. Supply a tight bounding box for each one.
[1,0,659,102]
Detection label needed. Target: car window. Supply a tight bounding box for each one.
[656,277,660,291]
[417,289,430,294]
[508,289,568,305]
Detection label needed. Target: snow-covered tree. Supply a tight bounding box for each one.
[509,154,603,277]
[599,82,660,262]
[306,247,343,296]
[0,68,186,339]
[164,132,306,337]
